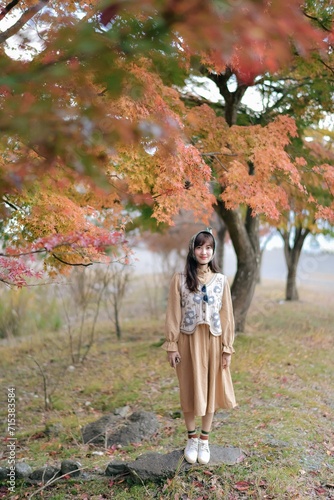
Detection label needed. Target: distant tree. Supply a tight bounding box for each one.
[60,267,108,363]
[102,263,130,340]
[277,133,334,300]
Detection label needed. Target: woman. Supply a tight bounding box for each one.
[162,228,236,464]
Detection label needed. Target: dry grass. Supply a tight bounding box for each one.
[0,279,333,499]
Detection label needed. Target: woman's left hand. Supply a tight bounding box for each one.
[222,352,231,369]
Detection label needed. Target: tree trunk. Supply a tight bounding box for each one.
[215,200,260,331]
[216,218,227,271]
[280,226,310,301]
[286,259,300,300]
[114,300,121,340]
[209,68,248,128]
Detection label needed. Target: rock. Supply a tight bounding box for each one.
[107,411,159,446]
[105,461,129,477]
[15,462,32,479]
[106,445,246,483]
[82,410,159,447]
[127,450,191,482]
[60,460,82,478]
[0,467,10,481]
[82,413,119,445]
[29,465,60,483]
[209,445,246,466]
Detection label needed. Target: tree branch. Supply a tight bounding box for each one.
[51,253,93,267]
[0,0,49,44]
[201,152,237,157]
[202,152,229,172]
[0,0,21,22]
[2,195,21,211]
[302,9,332,33]
[319,58,334,77]
[0,248,46,258]
[0,243,103,263]
[0,277,13,287]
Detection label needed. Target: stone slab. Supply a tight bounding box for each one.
[107,445,246,483]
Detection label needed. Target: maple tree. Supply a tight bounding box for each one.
[0,0,333,330]
[184,0,334,323]
[249,44,334,300]
[275,132,334,300]
[188,62,334,316]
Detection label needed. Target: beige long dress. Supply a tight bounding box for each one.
[162,268,236,416]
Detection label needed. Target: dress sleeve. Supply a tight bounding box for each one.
[220,276,235,354]
[161,273,182,352]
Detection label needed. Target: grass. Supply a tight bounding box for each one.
[0,279,333,499]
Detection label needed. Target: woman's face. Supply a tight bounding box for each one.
[194,241,214,265]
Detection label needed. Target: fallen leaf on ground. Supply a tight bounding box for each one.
[234,480,251,491]
[315,487,327,495]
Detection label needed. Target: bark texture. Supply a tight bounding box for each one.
[280,227,310,301]
[215,200,260,332]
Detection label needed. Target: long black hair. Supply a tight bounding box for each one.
[185,232,220,292]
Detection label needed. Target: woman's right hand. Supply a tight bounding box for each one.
[167,351,181,368]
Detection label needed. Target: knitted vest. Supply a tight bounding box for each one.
[179,273,226,336]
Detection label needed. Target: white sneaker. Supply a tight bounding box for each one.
[184,438,199,464]
[198,439,210,464]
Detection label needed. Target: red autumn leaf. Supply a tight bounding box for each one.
[106,444,120,455]
[234,480,251,491]
[100,4,121,26]
[233,67,259,86]
[29,432,46,440]
[0,487,9,499]
[203,470,213,476]
[315,487,327,495]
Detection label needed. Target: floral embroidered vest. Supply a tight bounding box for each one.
[179,273,226,336]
